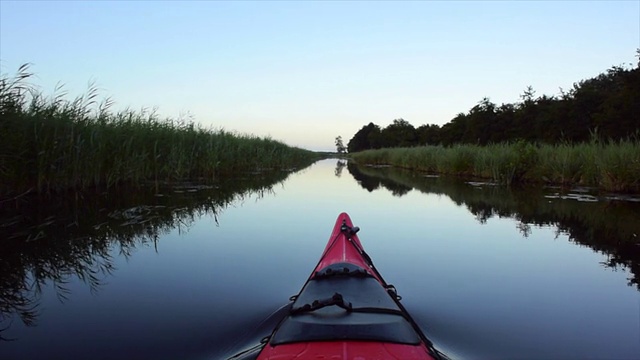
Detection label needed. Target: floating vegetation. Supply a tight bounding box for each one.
[466,181,499,187]
[544,193,599,202]
[603,195,640,203]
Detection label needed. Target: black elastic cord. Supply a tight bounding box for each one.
[290,292,352,315]
[344,232,447,360]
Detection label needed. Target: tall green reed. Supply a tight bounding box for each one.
[350,139,639,192]
[0,65,319,197]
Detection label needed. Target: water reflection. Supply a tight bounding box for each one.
[0,170,300,340]
[348,164,413,196]
[347,163,640,290]
[334,159,347,178]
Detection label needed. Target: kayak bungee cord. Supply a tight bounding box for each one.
[340,221,446,360]
[232,213,449,360]
[288,231,343,304]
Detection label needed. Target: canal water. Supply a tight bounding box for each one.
[1,159,638,359]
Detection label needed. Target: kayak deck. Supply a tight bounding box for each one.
[255,213,442,360]
[271,263,421,346]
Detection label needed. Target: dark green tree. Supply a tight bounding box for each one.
[346,52,640,148]
[347,122,381,152]
[380,118,417,147]
[439,113,467,146]
[416,124,441,145]
[462,97,496,144]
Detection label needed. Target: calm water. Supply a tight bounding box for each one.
[1,159,639,360]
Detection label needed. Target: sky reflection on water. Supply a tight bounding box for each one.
[1,159,638,360]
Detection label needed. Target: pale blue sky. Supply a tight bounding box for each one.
[1,1,638,151]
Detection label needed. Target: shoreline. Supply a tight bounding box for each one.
[348,142,640,194]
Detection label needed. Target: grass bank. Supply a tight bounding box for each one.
[0,65,319,197]
[349,140,640,193]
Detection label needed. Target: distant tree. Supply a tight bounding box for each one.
[591,66,640,140]
[347,122,381,152]
[531,95,564,143]
[492,103,516,143]
[335,136,347,154]
[416,124,441,145]
[520,86,536,104]
[367,125,383,149]
[345,54,640,147]
[513,88,539,141]
[463,98,496,144]
[440,113,468,146]
[380,118,417,147]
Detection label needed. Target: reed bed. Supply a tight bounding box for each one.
[350,140,640,192]
[0,65,318,196]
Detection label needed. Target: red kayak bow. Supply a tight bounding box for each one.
[253,213,445,360]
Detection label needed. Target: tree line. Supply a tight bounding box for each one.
[347,58,639,153]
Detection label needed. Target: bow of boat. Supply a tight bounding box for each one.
[249,212,444,360]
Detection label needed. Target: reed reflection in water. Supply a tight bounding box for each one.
[1,159,638,359]
[0,169,298,342]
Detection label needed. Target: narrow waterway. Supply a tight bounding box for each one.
[1,159,638,360]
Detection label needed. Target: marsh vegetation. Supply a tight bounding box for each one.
[345,58,639,192]
[350,140,640,192]
[0,65,319,198]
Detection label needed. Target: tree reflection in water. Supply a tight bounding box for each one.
[334,160,347,178]
[347,162,640,289]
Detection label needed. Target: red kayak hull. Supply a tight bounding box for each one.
[313,212,382,282]
[257,341,434,359]
[256,213,438,360]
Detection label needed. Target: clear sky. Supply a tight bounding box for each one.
[1,1,638,151]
